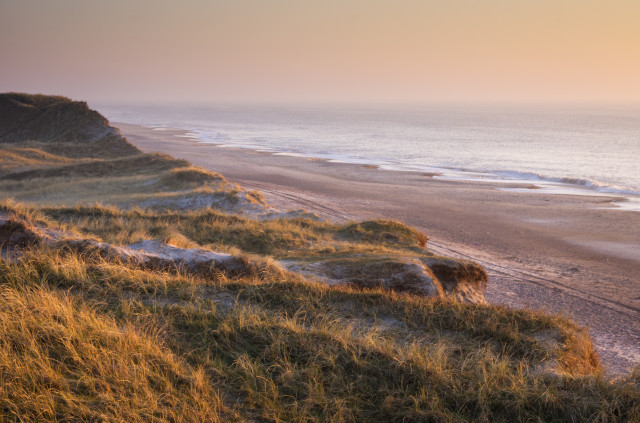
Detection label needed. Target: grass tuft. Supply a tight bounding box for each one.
[339,219,429,248]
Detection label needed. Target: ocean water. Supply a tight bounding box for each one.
[98,103,640,205]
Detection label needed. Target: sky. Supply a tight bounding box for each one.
[1,0,640,105]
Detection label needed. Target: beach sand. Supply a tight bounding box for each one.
[118,122,640,375]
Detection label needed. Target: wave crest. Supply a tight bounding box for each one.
[491,170,640,196]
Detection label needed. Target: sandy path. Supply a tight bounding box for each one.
[117,123,640,375]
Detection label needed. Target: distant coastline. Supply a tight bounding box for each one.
[155,123,640,210]
[129,123,640,215]
[99,104,640,211]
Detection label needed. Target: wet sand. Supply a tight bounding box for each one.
[117,122,640,375]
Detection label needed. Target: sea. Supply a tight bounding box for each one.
[97,103,640,211]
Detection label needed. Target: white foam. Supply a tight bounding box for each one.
[273,152,309,158]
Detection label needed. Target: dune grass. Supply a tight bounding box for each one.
[0,95,262,211]
[0,241,637,422]
[39,205,490,302]
[0,147,77,174]
[41,205,430,258]
[0,93,139,158]
[0,282,229,422]
[0,145,255,211]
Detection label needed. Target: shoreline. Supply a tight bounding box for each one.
[117,122,640,375]
[146,124,640,206]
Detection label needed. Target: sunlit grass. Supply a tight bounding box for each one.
[0,242,636,422]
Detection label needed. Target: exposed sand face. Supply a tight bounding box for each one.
[117,122,640,375]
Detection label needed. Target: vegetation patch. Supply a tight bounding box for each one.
[0,284,228,422]
[338,219,429,248]
[0,241,636,422]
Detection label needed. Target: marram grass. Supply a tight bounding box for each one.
[0,241,637,422]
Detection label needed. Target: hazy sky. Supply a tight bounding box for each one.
[1,0,639,104]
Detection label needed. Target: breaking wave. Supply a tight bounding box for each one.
[492,170,640,196]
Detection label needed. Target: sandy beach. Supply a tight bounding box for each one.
[118,122,640,375]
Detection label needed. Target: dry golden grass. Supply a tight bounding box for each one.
[0,148,254,211]
[0,241,636,422]
[0,151,185,180]
[338,219,429,248]
[41,205,429,257]
[0,93,254,212]
[39,205,488,301]
[0,147,77,174]
[0,283,229,422]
